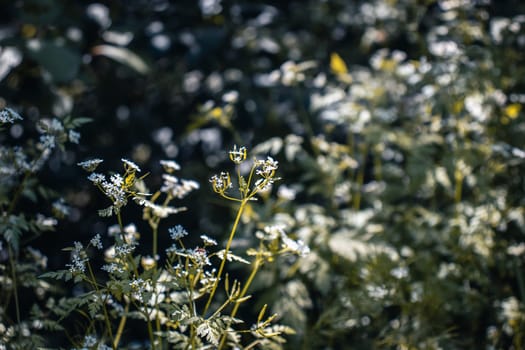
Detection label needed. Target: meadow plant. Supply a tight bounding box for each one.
[0,107,89,348]
[42,146,302,349]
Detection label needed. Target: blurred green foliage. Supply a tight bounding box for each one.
[2,0,525,348]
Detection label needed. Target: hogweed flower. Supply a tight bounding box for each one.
[200,234,218,246]
[82,158,147,216]
[0,107,23,124]
[160,159,181,173]
[66,241,88,274]
[255,156,278,178]
[122,158,141,172]
[90,234,103,250]
[169,225,188,240]
[161,174,199,199]
[210,171,232,195]
[229,145,247,164]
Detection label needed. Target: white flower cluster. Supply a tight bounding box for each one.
[255,156,278,178]
[161,174,199,199]
[66,241,88,274]
[169,225,188,240]
[257,225,310,257]
[90,234,103,250]
[78,159,104,172]
[135,196,186,218]
[209,171,232,194]
[0,107,22,124]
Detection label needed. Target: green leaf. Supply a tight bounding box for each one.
[26,40,81,83]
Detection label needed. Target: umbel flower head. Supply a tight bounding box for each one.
[210,146,280,201]
[79,158,145,216]
[229,145,247,164]
[210,171,232,195]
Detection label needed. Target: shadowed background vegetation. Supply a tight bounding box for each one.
[2,0,525,348]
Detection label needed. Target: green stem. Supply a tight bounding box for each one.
[3,171,30,326]
[515,257,525,303]
[186,256,198,350]
[353,144,367,211]
[116,212,156,349]
[203,199,248,315]
[218,258,262,349]
[116,212,139,276]
[454,170,463,204]
[86,262,115,349]
[374,148,382,182]
[152,226,158,262]
[7,244,21,326]
[113,301,130,349]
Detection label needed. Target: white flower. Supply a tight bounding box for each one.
[135,197,186,218]
[210,172,231,194]
[90,234,103,250]
[507,243,525,256]
[66,241,87,274]
[69,130,81,144]
[121,158,141,172]
[255,156,278,178]
[39,135,56,150]
[200,235,218,246]
[78,159,104,172]
[0,108,22,123]
[101,263,123,274]
[169,225,188,240]
[161,175,199,198]
[229,145,247,164]
[160,159,181,173]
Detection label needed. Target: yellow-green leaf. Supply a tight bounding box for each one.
[330,52,348,75]
[505,103,521,119]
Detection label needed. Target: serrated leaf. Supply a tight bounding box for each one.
[98,206,114,217]
[216,249,250,264]
[196,321,221,345]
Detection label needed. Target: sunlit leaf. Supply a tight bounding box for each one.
[505,103,521,119]
[91,45,150,74]
[330,52,348,75]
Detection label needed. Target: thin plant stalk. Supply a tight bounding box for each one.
[218,256,262,349]
[353,144,368,211]
[203,199,248,315]
[116,212,156,350]
[113,300,130,349]
[4,171,30,326]
[86,261,115,349]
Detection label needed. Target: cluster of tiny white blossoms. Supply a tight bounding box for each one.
[78,158,103,172]
[130,278,149,303]
[212,145,281,198]
[255,157,278,178]
[78,334,113,350]
[169,225,189,240]
[0,107,22,124]
[134,196,186,218]
[160,174,200,199]
[229,145,247,164]
[66,241,88,274]
[90,233,103,250]
[256,225,310,257]
[79,158,143,216]
[209,171,232,195]
[160,159,181,172]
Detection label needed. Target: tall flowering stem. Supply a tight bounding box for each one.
[203,198,249,315]
[204,146,279,316]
